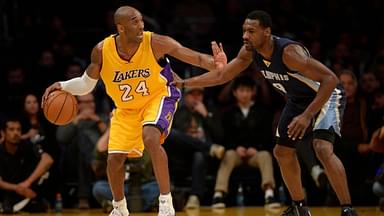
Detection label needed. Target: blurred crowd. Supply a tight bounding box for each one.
[1,0,384,213]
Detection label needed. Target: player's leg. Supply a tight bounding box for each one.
[142,125,170,194]
[142,91,179,216]
[312,137,350,204]
[107,108,144,216]
[274,103,311,216]
[273,145,304,201]
[312,90,357,216]
[107,153,128,213]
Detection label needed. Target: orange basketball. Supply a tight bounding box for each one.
[43,90,78,125]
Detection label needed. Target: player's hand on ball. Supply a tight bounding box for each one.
[211,41,227,71]
[41,82,62,108]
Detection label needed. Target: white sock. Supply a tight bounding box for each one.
[159,193,173,202]
[112,197,127,208]
[214,191,223,198]
[265,188,274,199]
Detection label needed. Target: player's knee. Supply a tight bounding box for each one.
[313,140,333,161]
[143,134,158,148]
[107,154,126,170]
[273,145,293,160]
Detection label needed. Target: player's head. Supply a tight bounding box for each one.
[232,76,256,104]
[114,6,144,43]
[243,10,272,51]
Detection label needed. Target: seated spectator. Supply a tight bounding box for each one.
[56,93,108,209]
[211,76,279,209]
[0,116,53,213]
[165,86,225,209]
[92,127,159,213]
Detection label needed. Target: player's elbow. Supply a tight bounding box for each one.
[329,73,339,88]
[322,73,338,89]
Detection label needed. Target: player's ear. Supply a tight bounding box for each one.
[117,24,124,33]
[264,27,271,36]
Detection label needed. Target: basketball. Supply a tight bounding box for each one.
[43,90,78,125]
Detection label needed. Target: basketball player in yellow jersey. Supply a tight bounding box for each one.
[42,5,226,216]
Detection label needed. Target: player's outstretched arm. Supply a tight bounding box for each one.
[175,46,252,88]
[151,33,226,71]
[41,42,103,107]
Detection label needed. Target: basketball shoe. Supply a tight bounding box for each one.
[281,204,311,216]
[341,207,358,216]
[109,198,129,216]
[158,194,175,216]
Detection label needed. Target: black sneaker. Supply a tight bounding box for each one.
[341,207,358,216]
[281,204,311,216]
[265,196,281,209]
[211,196,225,209]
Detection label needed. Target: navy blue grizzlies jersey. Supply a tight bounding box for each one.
[253,36,346,143]
[253,36,345,110]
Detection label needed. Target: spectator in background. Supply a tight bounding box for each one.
[0,116,53,213]
[211,76,279,209]
[92,127,159,213]
[32,50,59,96]
[338,69,372,205]
[165,86,225,209]
[360,71,381,135]
[20,93,56,144]
[2,66,30,113]
[56,93,108,209]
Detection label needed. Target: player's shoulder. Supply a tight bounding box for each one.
[282,43,309,59]
[151,32,174,44]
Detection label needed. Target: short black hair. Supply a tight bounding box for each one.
[0,115,21,131]
[246,10,272,28]
[232,75,256,90]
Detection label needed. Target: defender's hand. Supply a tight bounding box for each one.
[171,79,185,89]
[287,112,312,140]
[211,41,227,71]
[41,82,62,108]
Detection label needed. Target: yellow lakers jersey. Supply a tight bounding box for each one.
[100,31,170,109]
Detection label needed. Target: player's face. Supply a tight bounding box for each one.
[120,10,144,43]
[4,121,22,144]
[24,94,39,115]
[242,19,269,51]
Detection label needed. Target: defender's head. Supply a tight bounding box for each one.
[243,10,272,51]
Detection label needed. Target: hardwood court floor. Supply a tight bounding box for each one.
[3,207,384,216]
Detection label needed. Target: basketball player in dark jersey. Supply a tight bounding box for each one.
[174,10,357,216]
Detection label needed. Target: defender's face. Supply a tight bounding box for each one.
[242,19,269,51]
